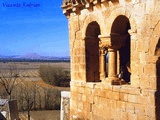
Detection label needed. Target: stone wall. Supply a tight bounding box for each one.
[70,81,160,120]
[61,91,70,120]
[62,0,160,119]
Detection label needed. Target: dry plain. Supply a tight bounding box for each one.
[0,61,70,120]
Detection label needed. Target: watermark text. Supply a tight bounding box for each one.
[2,2,41,8]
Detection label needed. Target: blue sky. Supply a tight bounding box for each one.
[0,0,69,57]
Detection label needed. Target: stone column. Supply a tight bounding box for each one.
[107,48,123,85]
[108,48,118,79]
[99,48,107,80]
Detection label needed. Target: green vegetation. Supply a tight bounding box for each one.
[39,65,70,87]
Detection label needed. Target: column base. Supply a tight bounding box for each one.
[111,79,127,85]
[100,73,106,81]
[103,77,128,85]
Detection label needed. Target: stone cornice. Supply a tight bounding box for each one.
[61,0,110,17]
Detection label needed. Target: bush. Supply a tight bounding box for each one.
[39,65,70,87]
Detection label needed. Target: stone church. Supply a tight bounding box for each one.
[61,0,160,119]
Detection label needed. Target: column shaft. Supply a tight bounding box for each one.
[108,48,117,79]
[100,49,107,79]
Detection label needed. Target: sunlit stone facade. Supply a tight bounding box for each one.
[62,0,160,119]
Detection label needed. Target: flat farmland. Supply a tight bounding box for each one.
[0,62,70,81]
[0,62,70,71]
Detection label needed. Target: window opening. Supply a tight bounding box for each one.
[85,21,101,82]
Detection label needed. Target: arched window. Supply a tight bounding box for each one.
[109,15,131,83]
[85,21,101,82]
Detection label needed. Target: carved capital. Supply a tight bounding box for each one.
[98,35,111,48]
[98,33,130,49]
[99,47,108,55]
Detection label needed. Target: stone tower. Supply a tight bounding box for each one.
[62,0,160,119]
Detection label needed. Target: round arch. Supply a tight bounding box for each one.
[110,15,131,83]
[85,21,101,82]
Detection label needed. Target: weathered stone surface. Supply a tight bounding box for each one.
[61,91,70,120]
[62,0,160,119]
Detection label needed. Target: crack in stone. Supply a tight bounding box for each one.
[71,15,81,54]
[149,20,160,40]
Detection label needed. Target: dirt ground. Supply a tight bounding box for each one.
[19,110,60,120]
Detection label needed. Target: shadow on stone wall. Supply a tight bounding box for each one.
[156,57,160,119]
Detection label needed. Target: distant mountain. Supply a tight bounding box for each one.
[16,53,43,60]
[0,55,18,58]
[0,53,70,61]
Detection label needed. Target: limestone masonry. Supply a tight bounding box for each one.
[61,0,160,119]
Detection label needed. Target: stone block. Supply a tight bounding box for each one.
[98,89,106,97]
[83,102,91,112]
[149,77,157,90]
[128,88,141,95]
[136,95,147,105]
[139,76,150,89]
[70,99,78,109]
[109,99,117,110]
[147,94,155,106]
[119,111,128,120]
[82,94,87,102]
[80,111,90,120]
[127,113,137,120]
[92,88,99,96]
[131,75,140,88]
[119,93,128,101]
[99,97,108,107]
[107,91,119,100]
[84,87,92,95]
[128,94,138,103]
[137,115,149,120]
[120,86,130,93]
[71,92,78,100]
[112,85,121,92]
[126,103,135,114]
[77,101,83,110]
[77,93,82,101]
[141,89,149,96]
[86,94,93,103]
[71,85,77,92]
[116,101,126,112]
[86,83,96,89]
[134,104,145,116]
[93,95,99,104]
[144,64,157,77]
[145,106,156,118]
[78,86,85,94]
[139,51,146,64]
[132,63,144,76]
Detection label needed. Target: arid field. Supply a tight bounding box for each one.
[0,62,70,120]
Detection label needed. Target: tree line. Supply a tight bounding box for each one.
[39,65,70,87]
